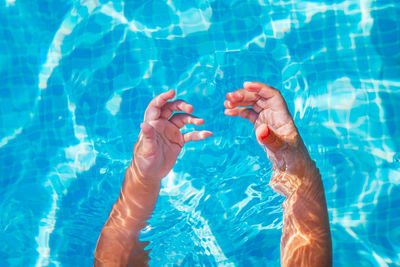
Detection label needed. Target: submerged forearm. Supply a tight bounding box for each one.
[94,163,161,265]
[269,141,332,267]
[94,89,212,266]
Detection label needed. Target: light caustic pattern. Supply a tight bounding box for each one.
[0,0,400,266]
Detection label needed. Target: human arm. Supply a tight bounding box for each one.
[224,82,332,266]
[94,90,213,266]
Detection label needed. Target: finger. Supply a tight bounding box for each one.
[169,113,204,129]
[244,81,290,112]
[224,100,262,113]
[224,90,258,109]
[144,90,176,121]
[255,124,284,152]
[224,87,273,111]
[225,89,260,106]
[224,107,258,124]
[243,81,280,99]
[160,100,194,119]
[252,103,263,113]
[183,131,213,143]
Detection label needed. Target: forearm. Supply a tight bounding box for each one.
[94,163,161,266]
[93,89,211,266]
[269,144,332,266]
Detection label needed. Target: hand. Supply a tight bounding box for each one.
[226,82,332,266]
[132,90,213,184]
[224,82,310,174]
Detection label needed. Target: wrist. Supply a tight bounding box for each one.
[269,160,320,197]
[266,136,321,197]
[129,159,162,189]
[267,136,312,176]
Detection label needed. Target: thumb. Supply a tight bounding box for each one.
[140,122,156,139]
[255,124,284,152]
[138,122,157,157]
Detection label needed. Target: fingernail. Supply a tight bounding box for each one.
[244,81,251,87]
[259,127,270,141]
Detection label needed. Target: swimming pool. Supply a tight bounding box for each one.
[1,0,400,265]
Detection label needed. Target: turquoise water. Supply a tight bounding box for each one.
[1,0,400,266]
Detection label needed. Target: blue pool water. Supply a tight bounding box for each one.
[1,0,400,266]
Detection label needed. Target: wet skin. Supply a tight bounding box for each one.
[94,82,332,266]
[94,90,213,266]
[224,82,332,266]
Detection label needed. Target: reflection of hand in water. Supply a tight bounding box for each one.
[225,82,332,267]
[94,90,212,266]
